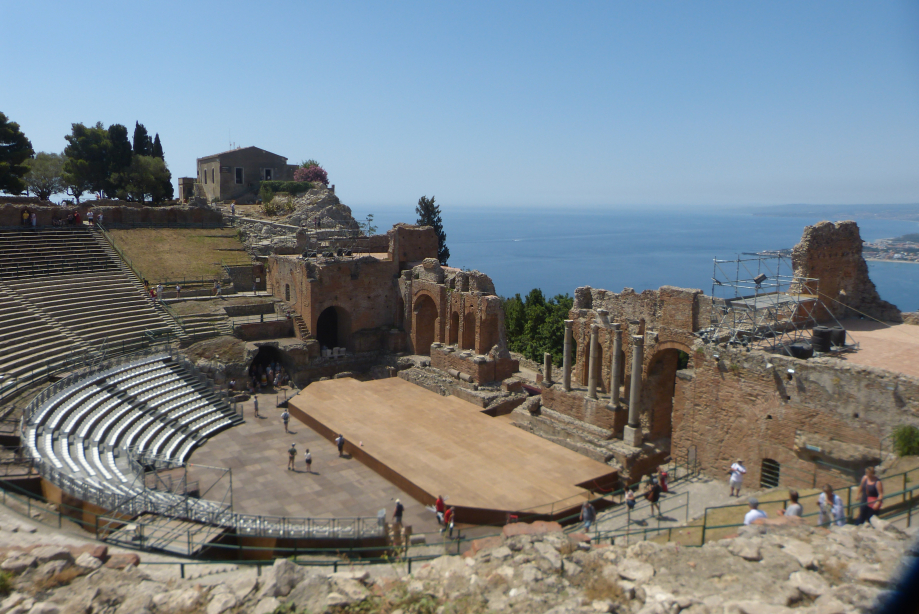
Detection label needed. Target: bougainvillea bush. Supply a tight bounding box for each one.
[294,164,328,185]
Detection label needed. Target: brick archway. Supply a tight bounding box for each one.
[412,294,439,355]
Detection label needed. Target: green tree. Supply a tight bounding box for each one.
[132,121,152,156]
[0,112,34,194]
[113,155,172,204]
[359,213,377,236]
[151,133,164,159]
[105,123,133,196]
[24,152,65,200]
[892,425,919,457]
[63,122,110,196]
[502,289,573,365]
[415,195,450,265]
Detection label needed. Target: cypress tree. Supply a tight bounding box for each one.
[415,195,450,265]
[132,121,151,156]
[151,133,164,159]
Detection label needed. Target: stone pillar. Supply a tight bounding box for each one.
[587,324,599,399]
[563,320,573,391]
[608,324,622,409]
[624,335,644,446]
[543,352,553,385]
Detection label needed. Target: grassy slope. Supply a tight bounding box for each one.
[108,228,249,285]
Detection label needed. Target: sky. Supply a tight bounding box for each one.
[3,1,918,208]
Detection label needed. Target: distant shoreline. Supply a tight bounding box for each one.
[866,258,919,265]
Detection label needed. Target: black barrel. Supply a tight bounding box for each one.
[830,326,846,348]
[789,341,814,360]
[812,326,832,352]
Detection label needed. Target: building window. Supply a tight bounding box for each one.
[285,284,290,302]
[264,168,273,181]
[204,169,207,185]
[760,459,781,489]
[211,168,215,183]
[235,168,243,184]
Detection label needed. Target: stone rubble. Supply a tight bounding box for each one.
[0,520,913,614]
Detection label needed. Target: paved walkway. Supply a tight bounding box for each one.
[187,390,441,534]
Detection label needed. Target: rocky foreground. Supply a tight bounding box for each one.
[0,516,913,614]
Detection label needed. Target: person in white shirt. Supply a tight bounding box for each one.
[818,484,846,527]
[744,497,767,525]
[156,284,164,303]
[729,459,746,497]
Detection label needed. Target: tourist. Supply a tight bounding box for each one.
[856,467,883,525]
[150,287,156,301]
[30,212,37,228]
[281,409,290,433]
[728,459,746,497]
[658,467,669,493]
[580,500,597,532]
[156,284,164,303]
[175,284,181,299]
[393,498,405,526]
[625,488,636,512]
[21,208,29,226]
[253,396,259,418]
[230,202,235,217]
[96,212,102,226]
[87,209,94,225]
[435,495,446,525]
[335,433,345,457]
[228,379,236,392]
[73,210,81,225]
[780,490,803,518]
[818,485,846,527]
[443,506,456,537]
[213,280,220,297]
[143,278,149,293]
[287,442,296,470]
[304,448,312,473]
[744,497,767,525]
[252,280,257,296]
[645,477,662,518]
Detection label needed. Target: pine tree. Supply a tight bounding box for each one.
[105,124,133,197]
[151,133,164,159]
[0,111,34,194]
[132,121,151,156]
[415,195,450,265]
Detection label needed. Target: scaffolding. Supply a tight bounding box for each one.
[700,253,847,356]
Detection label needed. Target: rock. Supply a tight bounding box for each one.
[329,570,370,583]
[824,583,882,610]
[331,577,369,603]
[868,515,889,531]
[520,564,542,584]
[723,601,794,614]
[33,560,68,581]
[534,542,562,570]
[789,570,830,597]
[90,545,108,561]
[26,604,61,614]
[502,521,563,538]
[490,546,513,560]
[250,597,280,614]
[104,554,140,569]
[152,589,201,614]
[256,558,304,598]
[729,538,763,562]
[1,555,36,574]
[781,539,817,569]
[0,594,27,613]
[230,571,258,600]
[626,541,661,558]
[74,553,102,571]
[849,563,890,586]
[809,598,850,614]
[617,559,655,583]
[30,547,73,565]
[206,592,237,614]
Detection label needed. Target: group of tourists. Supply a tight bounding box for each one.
[23,207,102,228]
[246,361,289,392]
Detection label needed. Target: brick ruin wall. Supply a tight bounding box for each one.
[792,220,901,322]
[673,345,919,489]
[0,203,223,227]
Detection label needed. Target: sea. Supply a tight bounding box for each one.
[354,205,919,313]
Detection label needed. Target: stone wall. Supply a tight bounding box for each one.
[791,220,901,321]
[0,203,223,228]
[672,345,919,489]
[234,319,294,341]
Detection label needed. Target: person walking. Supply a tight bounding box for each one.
[856,467,884,525]
[156,284,164,303]
[580,500,597,532]
[625,488,636,511]
[645,478,662,518]
[658,467,669,493]
[781,490,803,518]
[96,212,102,226]
[435,495,446,525]
[175,284,181,299]
[87,209,94,225]
[230,202,235,217]
[304,448,312,473]
[287,442,297,470]
[728,459,746,497]
[443,506,456,537]
[744,497,767,525]
[818,485,846,527]
[335,433,345,457]
[253,396,259,418]
[393,499,405,526]
[281,409,290,433]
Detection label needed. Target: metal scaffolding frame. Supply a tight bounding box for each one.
[700,254,846,356]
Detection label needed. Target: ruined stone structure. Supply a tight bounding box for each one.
[533,221,918,485]
[265,224,517,383]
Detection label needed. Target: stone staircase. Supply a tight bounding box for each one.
[291,313,310,340]
[176,313,233,343]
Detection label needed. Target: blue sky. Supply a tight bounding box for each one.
[3,1,918,208]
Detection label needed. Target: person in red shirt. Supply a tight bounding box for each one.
[435,495,445,525]
[442,507,455,537]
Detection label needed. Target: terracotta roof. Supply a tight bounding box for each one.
[197,146,288,162]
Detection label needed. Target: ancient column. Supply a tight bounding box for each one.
[587,324,599,399]
[608,323,622,409]
[543,352,553,385]
[563,320,573,391]
[624,335,644,446]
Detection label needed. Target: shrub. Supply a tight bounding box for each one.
[892,425,919,457]
[0,571,11,595]
[259,180,313,205]
[262,200,278,216]
[293,164,328,185]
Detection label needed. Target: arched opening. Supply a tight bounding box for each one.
[316,306,351,351]
[761,458,781,488]
[247,345,291,390]
[285,284,290,302]
[643,348,683,442]
[413,295,438,355]
[449,311,459,345]
[462,312,476,350]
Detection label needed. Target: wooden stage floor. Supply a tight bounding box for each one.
[288,378,618,520]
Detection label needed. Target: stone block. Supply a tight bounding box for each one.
[623,425,642,447]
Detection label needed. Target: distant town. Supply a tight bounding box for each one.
[864,233,919,263]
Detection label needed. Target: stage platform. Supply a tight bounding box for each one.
[288,378,618,524]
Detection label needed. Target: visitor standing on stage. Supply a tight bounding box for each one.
[335,433,345,457]
[304,448,312,473]
[281,409,290,433]
[728,459,746,497]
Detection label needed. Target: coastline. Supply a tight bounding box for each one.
[866,258,919,265]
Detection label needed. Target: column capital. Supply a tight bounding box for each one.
[632,335,644,344]
[564,319,574,329]
[590,323,599,333]
[611,322,621,331]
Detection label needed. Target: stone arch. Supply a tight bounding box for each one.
[449,311,460,345]
[642,347,684,443]
[462,312,476,350]
[316,305,351,351]
[412,294,438,355]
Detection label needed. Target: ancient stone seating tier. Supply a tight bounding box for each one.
[0,228,177,381]
[24,355,240,494]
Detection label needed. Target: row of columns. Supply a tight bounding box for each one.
[545,319,644,446]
